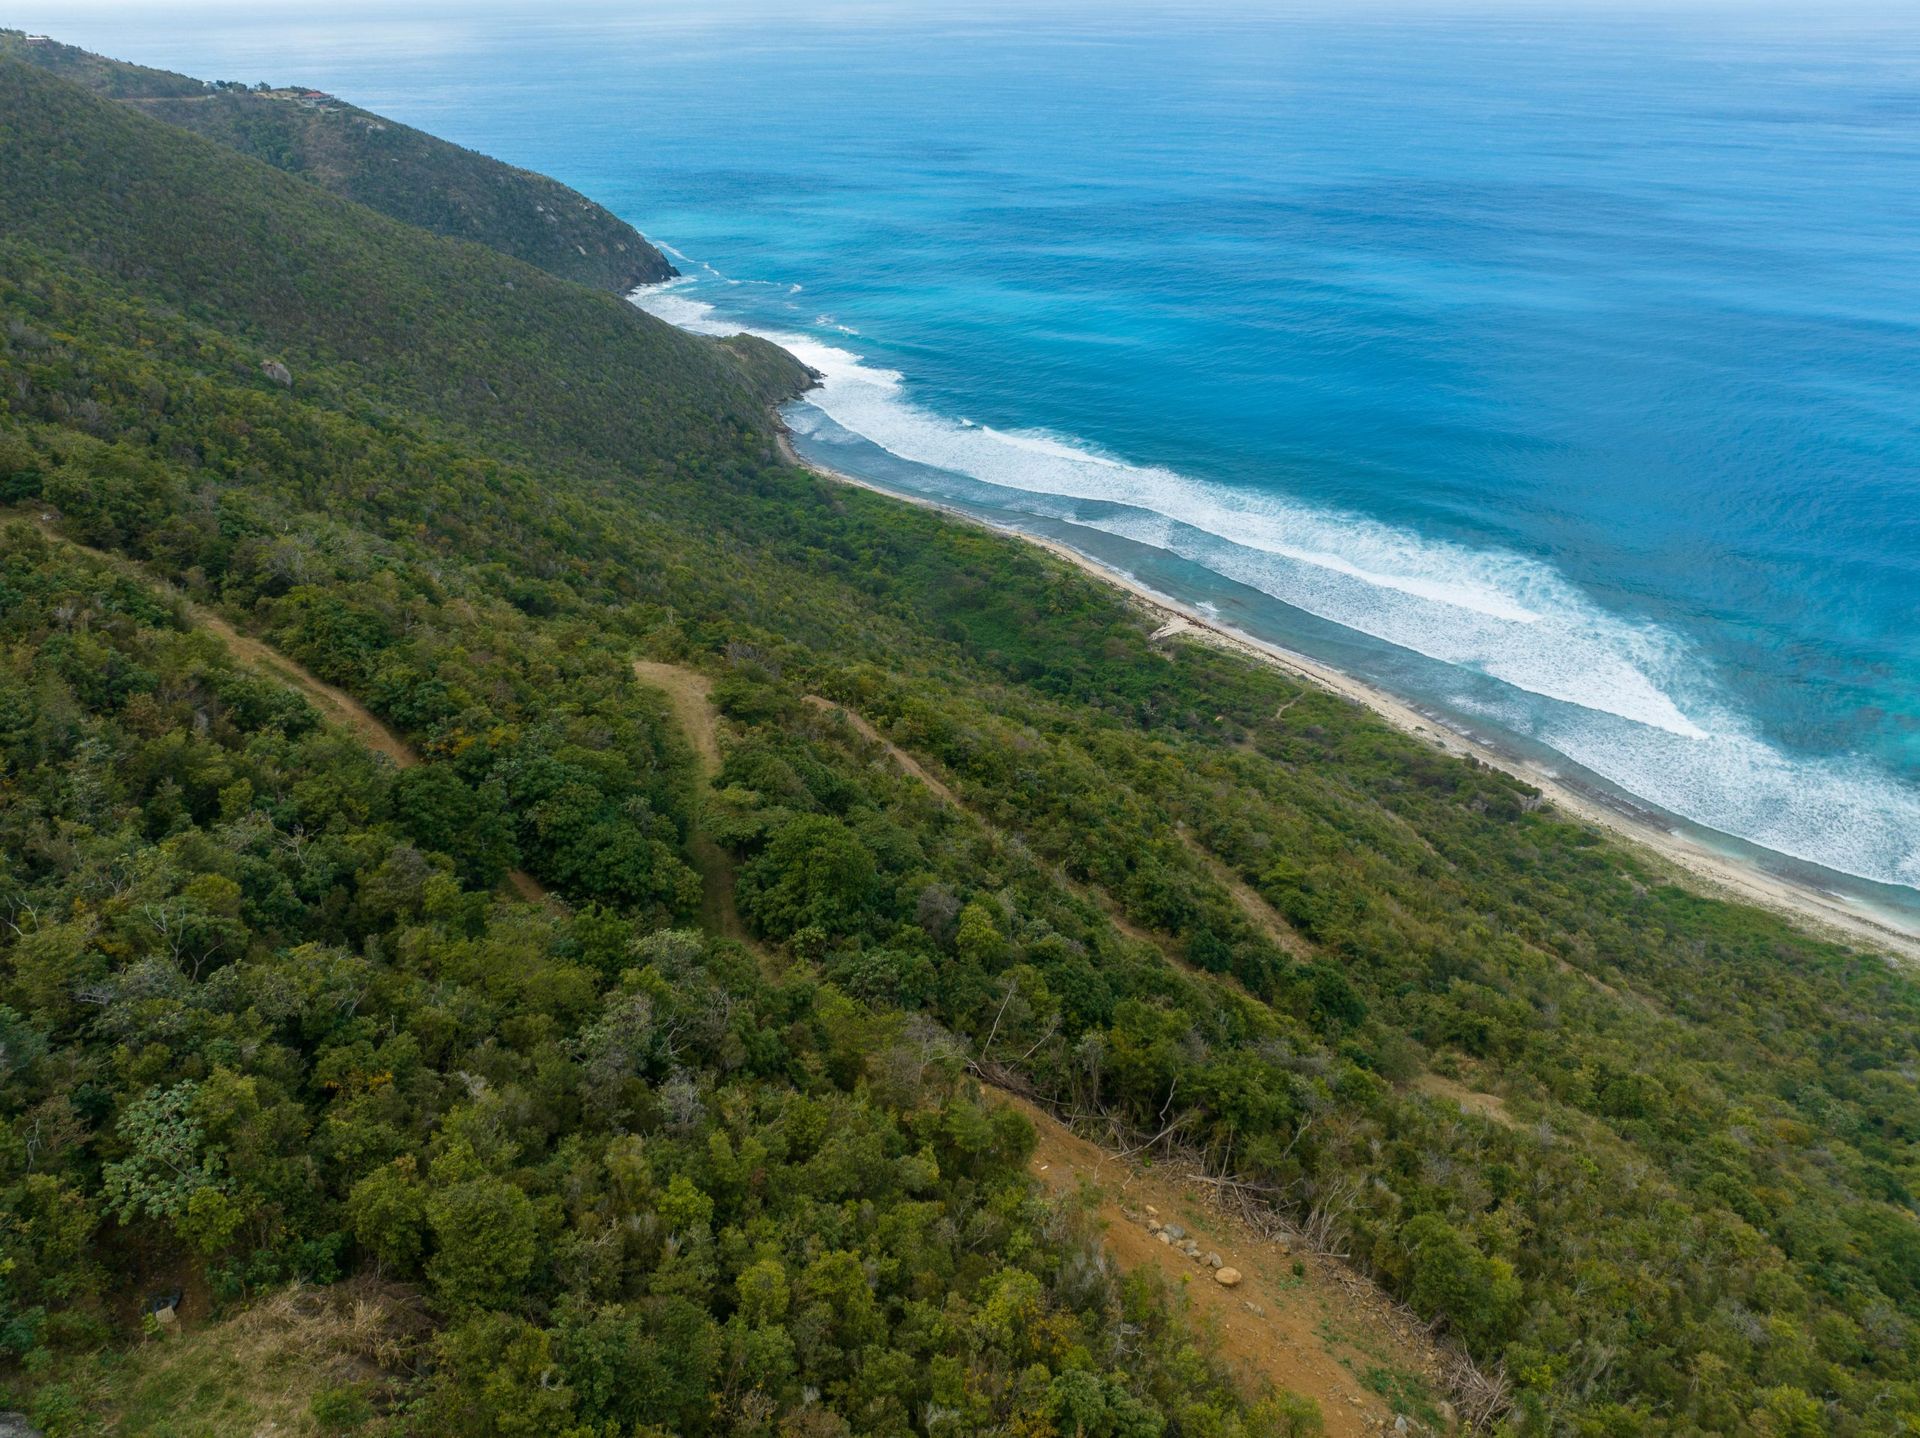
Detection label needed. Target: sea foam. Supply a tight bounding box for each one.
[631,278,1920,893]
[637,280,1698,735]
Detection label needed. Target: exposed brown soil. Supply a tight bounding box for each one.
[989,1088,1456,1436]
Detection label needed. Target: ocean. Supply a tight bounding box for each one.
[32,1,1920,916]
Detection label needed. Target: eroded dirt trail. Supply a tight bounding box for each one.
[631,660,750,942]
[802,696,964,807]
[987,1088,1456,1437]
[9,512,552,904]
[1174,829,1313,958]
[193,602,551,906]
[188,606,418,771]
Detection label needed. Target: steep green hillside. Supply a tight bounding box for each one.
[3,49,1920,1438]
[0,29,675,292]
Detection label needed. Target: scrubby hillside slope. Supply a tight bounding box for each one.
[3,49,1920,1438]
[0,29,675,292]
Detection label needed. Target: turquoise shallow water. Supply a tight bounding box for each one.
[33,2,1920,908]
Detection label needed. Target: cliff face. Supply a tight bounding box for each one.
[0,30,676,293]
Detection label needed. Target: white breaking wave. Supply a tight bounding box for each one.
[1521,704,1920,893]
[637,280,1696,735]
[1083,508,1920,889]
[631,278,1920,892]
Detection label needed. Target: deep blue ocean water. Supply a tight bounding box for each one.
[32,2,1920,910]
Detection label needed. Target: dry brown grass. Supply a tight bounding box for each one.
[52,1279,428,1437]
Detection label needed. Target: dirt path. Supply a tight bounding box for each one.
[803,696,962,807]
[989,1088,1456,1437]
[630,660,751,942]
[634,661,724,775]
[193,603,551,906]
[1175,829,1312,958]
[6,511,551,905]
[188,606,418,771]
[503,870,551,905]
[16,513,414,769]
[801,695,1270,993]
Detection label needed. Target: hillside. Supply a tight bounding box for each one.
[0,29,675,293]
[3,46,1920,1438]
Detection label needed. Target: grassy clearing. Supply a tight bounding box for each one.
[10,1283,424,1437]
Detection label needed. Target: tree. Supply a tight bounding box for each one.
[100,1083,222,1226]
[1396,1214,1521,1350]
[738,815,876,940]
[394,766,517,887]
[348,1162,430,1275]
[426,1178,538,1310]
[735,1258,789,1326]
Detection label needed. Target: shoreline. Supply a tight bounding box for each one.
[774,429,1920,964]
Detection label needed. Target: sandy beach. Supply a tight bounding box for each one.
[777,431,1920,964]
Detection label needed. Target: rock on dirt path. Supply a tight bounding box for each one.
[987,1087,1456,1437]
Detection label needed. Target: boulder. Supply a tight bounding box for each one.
[1214,1267,1242,1287]
[260,359,292,387]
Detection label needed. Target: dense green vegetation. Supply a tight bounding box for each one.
[0,30,676,293]
[0,530,1300,1438]
[4,46,1920,1436]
